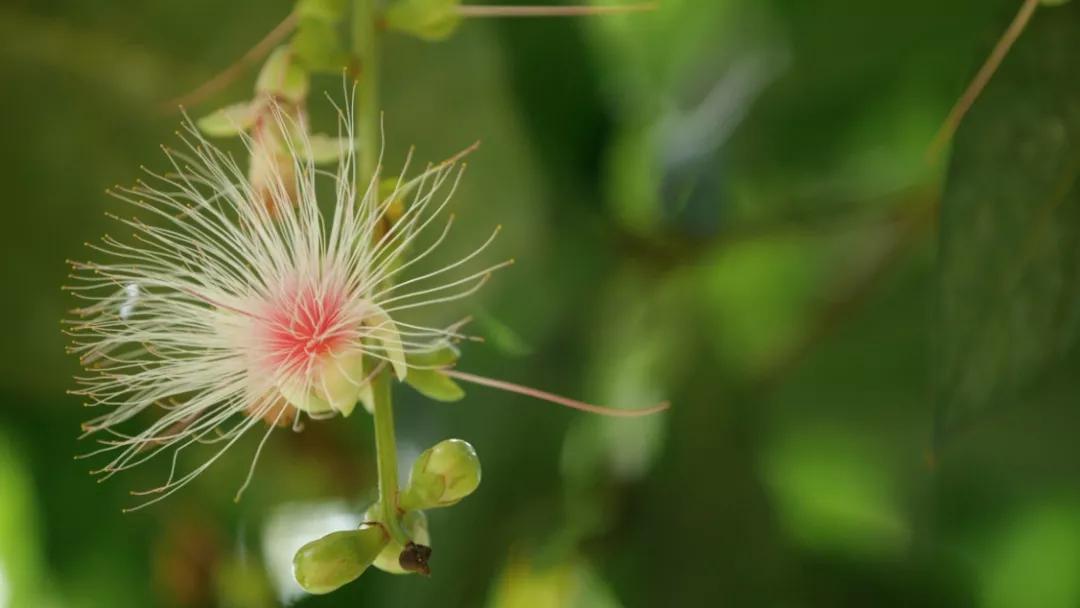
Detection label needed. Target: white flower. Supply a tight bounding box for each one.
[65,97,505,509]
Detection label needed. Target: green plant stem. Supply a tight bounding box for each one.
[353,0,379,188]
[353,0,406,546]
[372,369,410,545]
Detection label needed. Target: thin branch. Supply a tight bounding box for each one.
[457,2,657,18]
[160,11,298,112]
[926,0,1039,161]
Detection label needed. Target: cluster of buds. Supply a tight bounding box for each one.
[293,438,481,592]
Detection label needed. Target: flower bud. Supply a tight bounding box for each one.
[366,507,432,575]
[400,439,481,510]
[293,525,389,594]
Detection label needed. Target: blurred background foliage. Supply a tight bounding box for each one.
[1,0,1079,606]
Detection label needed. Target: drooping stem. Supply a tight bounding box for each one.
[353,0,380,188]
[371,369,410,545]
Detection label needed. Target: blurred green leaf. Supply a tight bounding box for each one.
[487,553,621,608]
[0,433,50,607]
[980,502,1080,608]
[762,426,909,558]
[704,235,829,375]
[936,4,1080,438]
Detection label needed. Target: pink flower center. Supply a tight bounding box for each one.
[259,283,354,375]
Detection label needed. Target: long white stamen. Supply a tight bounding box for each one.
[69,93,502,504]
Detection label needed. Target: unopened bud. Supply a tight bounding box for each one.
[292,525,388,594]
[400,439,481,510]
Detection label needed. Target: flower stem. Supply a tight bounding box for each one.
[352,0,379,188]
[371,369,410,545]
[352,0,406,546]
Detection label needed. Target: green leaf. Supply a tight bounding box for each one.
[405,368,465,402]
[762,427,909,558]
[936,4,1080,439]
[196,102,258,137]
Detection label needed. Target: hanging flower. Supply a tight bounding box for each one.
[65,96,504,509]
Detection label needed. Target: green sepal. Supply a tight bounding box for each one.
[256,47,309,103]
[404,368,465,402]
[196,102,259,137]
[384,0,462,42]
[292,525,389,594]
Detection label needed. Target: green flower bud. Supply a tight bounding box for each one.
[292,525,389,594]
[400,439,481,510]
[365,507,432,575]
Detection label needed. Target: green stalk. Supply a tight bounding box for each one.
[353,0,407,546]
[371,369,410,545]
[353,0,379,188]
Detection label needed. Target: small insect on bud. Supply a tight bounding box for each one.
[293,525,389,594]
[398,541,433,576]
[400,438,481,511]
[367,508,432,575]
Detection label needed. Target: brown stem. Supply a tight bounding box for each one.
[926,0,1039,161]
[457,2,657,18]
[161,11,298,111]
